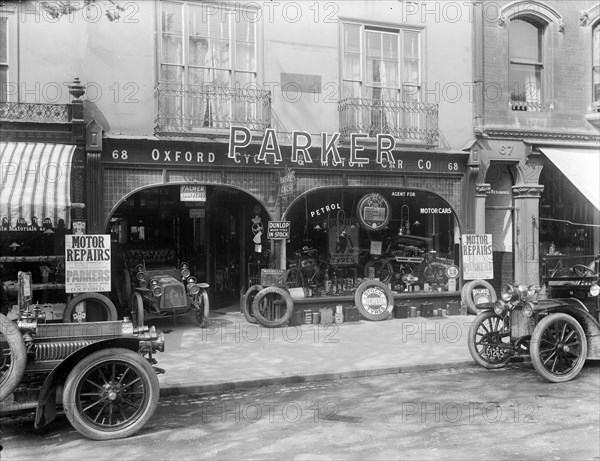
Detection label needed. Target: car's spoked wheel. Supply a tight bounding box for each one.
[530,313,587,383]
[130,292,144,327]
[285,268,304,289]
[194,291,210,326]
[468,311,511,368]
[364,259,393,283]
[63,348,159,440]
[0,314,27,401]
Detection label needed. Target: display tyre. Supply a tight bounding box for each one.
[242,285,263,324]
[363,259,393,283]
[62,348,159,440]
[0,314,27,401]
[63,292,119,323]
[467,311,511,369]
[530,313,587,383]
[195,291,210,326]
[130,292,144,327]
[354,280,394,321]
[463,279,497,315]
[252,287,294,328]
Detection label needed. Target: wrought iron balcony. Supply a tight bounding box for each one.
[155,82,271,135]
[510,99,553,112]
[338,97,438,146]
[0,102,70,123]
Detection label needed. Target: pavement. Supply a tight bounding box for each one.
[153,309,478,396]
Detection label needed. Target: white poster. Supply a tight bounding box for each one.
[65,234,112,293]
[462,234,494,280]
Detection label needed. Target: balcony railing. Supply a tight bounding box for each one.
[155,82,271,134]
[338,97,438,146]
[510,99,553,112]
[0,102,70,123]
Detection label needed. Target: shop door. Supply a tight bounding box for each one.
[211,204,241,309]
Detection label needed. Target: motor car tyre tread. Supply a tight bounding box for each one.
[62,347,159,440]
[0,314,27,401]
[467,311,511,369]
[242,285,263,324]
[195,291,210,326]
[463,279,497,315]
[530,312,587,383]
[63,292,119,323]
[131,292,144,327]
[251,286,294,328]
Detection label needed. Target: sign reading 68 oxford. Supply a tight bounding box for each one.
[354,280,395,321]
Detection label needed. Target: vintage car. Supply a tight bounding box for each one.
[0,305,164,440]
[129,261,209,327]
[468,259,600,382]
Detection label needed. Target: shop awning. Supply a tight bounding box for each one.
[539,147,600,211]
[0,142,76,230]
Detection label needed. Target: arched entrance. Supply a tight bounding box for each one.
[106,184,270,311]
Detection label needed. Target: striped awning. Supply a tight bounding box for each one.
[0,142,76,230]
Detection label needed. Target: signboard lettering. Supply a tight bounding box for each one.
[65,234,111,293]
[462,234,494,280]
[267,221,290,239]
[180,185,206,202]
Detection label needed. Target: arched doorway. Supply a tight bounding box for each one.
[106,184,270,311]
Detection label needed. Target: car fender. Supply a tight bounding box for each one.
[34,338,141,429]
[535,298,600,336]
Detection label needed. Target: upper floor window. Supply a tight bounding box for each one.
[0,16,8,102]
[509,18,543,109]
[593,23,600,111]
[158,1,261,130]
[341,23,421,103]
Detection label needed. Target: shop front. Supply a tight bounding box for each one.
[99,129,469,318]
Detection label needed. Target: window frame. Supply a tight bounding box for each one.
[0,6,17,103]
[339,20,423,103]
[592,21,600,111]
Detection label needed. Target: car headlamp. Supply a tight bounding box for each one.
[189,284,200,296]
[152,285,163,297]
[180,262,189,270]
[136,271,146,282]
[181,268,191,279]
[135,264,144,273]
[527,285,540,299]
[501,284,517,302]
[187,276,197,285]
[590,283,600,297]
[522,301,535,318]
[493,301,506,315]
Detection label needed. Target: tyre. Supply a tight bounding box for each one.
[364,259,393,283]
[63,293,118,323]
[463,280,497,315]
[242,285,263,324]
[195,291,210,326]
[252,287,294,328]
[285,268,304,289]
[422,262,448,284]
[131,292,144,327]
[0,314,27,401]
[530,313,587,383]
[354,280,394,321]
[62,348,159,440]
[468,311,511,369]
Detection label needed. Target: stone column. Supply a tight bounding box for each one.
[474,183,491,234]
[512,184,544,285]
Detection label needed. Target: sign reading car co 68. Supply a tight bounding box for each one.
[267,221,290,239]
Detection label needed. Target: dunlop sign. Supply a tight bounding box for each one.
[267,221,290,239]
[65,234,111,293]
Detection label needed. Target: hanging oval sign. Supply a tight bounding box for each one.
[354,280,394,321]
[357,193,391,231]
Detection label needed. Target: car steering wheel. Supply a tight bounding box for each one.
[571,264,596,277]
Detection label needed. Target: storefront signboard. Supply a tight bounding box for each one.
[180,185,206,202]
[267,221,290,239]
[65,234,111,293]
[357,193,391,231]
[189,208,205,218]
[260,268,286,287]
[461,234,493,280]
[354,280,394,321]
[279,167,296,197]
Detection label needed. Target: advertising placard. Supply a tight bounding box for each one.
[267,221,290,239]
[462,234,494,280]
[65,234,111,293]
[180,185,206,202]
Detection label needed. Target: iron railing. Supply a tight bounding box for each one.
[510,99,553,112]
[338,97,438,146]
[155,82,271,134]
[0,102,70,123]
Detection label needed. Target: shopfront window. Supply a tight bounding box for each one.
[283,187,460,295]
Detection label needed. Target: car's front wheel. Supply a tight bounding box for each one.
[0,314,27,401]
[468,311,511,369]
[62,348,159,440]
[530,313,587,383]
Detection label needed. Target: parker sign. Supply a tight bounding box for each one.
[65,234,111,293]
[461,234,494,280]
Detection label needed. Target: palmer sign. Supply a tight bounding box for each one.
[102,128,467,174]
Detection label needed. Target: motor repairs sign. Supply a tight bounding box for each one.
[461,234,493,280]
[65,234,111,293]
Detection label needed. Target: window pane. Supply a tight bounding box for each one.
[403,31,419,59]
[235,42,255,71]
[593,25,600,67]
[593,67,600,102]
[510,19,541,62]
[162,2,182,34]
[403,59,419,84]
[344,52,360,81]
[509,63,541,102]
[0,17,7,64]
[161,64,183,83]
[163,34,183,65]
[189,37,209,67]
[342,81,360,98]
[236,17,255,42]
[344,24,360,54]
[210,39,230,69]
[366,31,382,58]
[0,67,7,102]
[382,34,397,59]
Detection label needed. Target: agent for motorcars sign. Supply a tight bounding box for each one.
[65,234,111,293]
